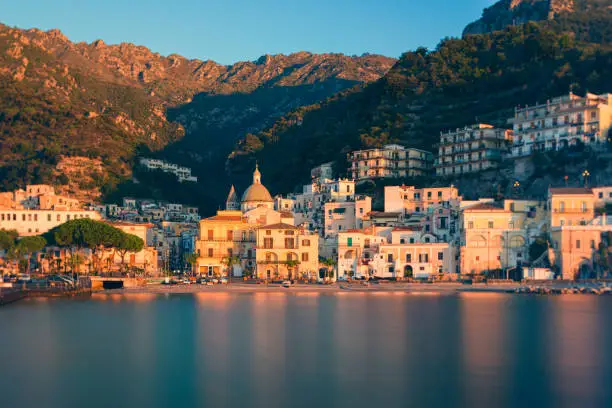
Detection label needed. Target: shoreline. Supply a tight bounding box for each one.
[94,281,606,296]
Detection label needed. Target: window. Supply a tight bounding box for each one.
[468,221,474,229]
[266,230,271,235]
[406,253,412,262]
[488,221,494,229]
[227,230,233,241]
[576,240,581,249]
[22,214,26,221]
[387,253,393,262]
[302,239,310,247]
[207,230,213,240]
[409,238,415,244]
[264,238,273,249]
[419,253,429,263]
[347,237,353,247]
[581,202,587,213]
[207,248,213,257]
[438,191,442,198]
[559,201,565,212]
[438,252,444,260]
[476,256,480,261]
[591,240,595,249]
[285,238,295,249]
[242,231,247,241]
[599,192,604,199]
[301,253,309,262]
[424,237,430,243]
[228,248,233,256]
[66,215,70,221]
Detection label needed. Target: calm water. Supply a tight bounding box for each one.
[1,292,612,408]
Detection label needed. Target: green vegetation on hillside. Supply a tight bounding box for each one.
[229,15,612,195]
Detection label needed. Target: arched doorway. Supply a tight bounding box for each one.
[404,265,413,279]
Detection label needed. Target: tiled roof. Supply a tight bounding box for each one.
[463,203,506,212]
[549,187,593,195]
[392,226,421,231]
[258,223,298,230]
[368,211,401,217]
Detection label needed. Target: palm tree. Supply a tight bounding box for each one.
[184,252,198,277]
[221,255,241,284]
[321,258,336,283]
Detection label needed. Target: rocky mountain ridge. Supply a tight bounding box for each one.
[0,22,395,205]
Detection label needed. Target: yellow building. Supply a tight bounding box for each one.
[460,203,527,275]
[111,222,159,275]
[550,225,604,280]
[255,223,319,281]
[195,210,256,277]
[548,187,595,228]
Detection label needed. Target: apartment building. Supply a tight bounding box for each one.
[347,144,433,181]
[195,210,256,277]
[460,203,527,275]
[323,196,372,237]
[435,124,512,176]
[548,188,595,228]
[139,157,198,183]
[508,92,612,157]
[255,223,319,281]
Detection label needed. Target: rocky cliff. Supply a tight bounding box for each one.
[463,0,576,35]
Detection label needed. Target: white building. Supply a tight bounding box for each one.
[347,144,433,180]
[139,158,198,183]
[508,92,612,157]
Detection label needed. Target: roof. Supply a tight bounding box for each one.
[549,187,593,195]
[463,203,506,212]
[258,223,298,230]
[280,211,293,218]
[206,215,244,222]
[368,211,401,218]
[241,183,273,203]
[392,226,421,232]
[110,221,154,228]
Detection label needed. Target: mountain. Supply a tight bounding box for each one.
[0,22,394,206]
[227,8,612,197]
[463,0,611,36]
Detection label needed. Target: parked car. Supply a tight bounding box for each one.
[282,280,293,288]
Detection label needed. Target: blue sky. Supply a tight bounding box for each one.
[2,0,495,65]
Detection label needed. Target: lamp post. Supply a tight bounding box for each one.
[582,170,591,188]
[513,181,521,197]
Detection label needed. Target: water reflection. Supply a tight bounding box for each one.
[459,293,510,407]
[1,293,612,408]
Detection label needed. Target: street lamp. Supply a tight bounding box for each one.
[582,170,591,187]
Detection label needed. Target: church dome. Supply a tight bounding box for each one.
[241,163,273,203]
[241,183,273,203]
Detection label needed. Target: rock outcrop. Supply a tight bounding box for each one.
[463,0,576,35]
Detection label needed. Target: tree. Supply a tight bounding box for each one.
[286,260,300,281]
[321,258,336,282]
[0,229,19,274]
[184,252,198,276]
[115,232,144,274]
[221,255,241,284]
[45,219,124,275]
[15,236,46,274]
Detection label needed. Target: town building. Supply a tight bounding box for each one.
[508,92,612,157]
[337,226,456,280]
[0,184,103,236]
[347,144,433,180]
[459,203,527,275]
[435,124,512,176]
[323,196,372,237]
[255,223,319,281]
[139,157,198,183]
[195,165,317,279]
[548,187,595,228]
[111,222,159,275]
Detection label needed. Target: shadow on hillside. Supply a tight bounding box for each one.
[107,79,360,216]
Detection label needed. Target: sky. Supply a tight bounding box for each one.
[2,0,496,65]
